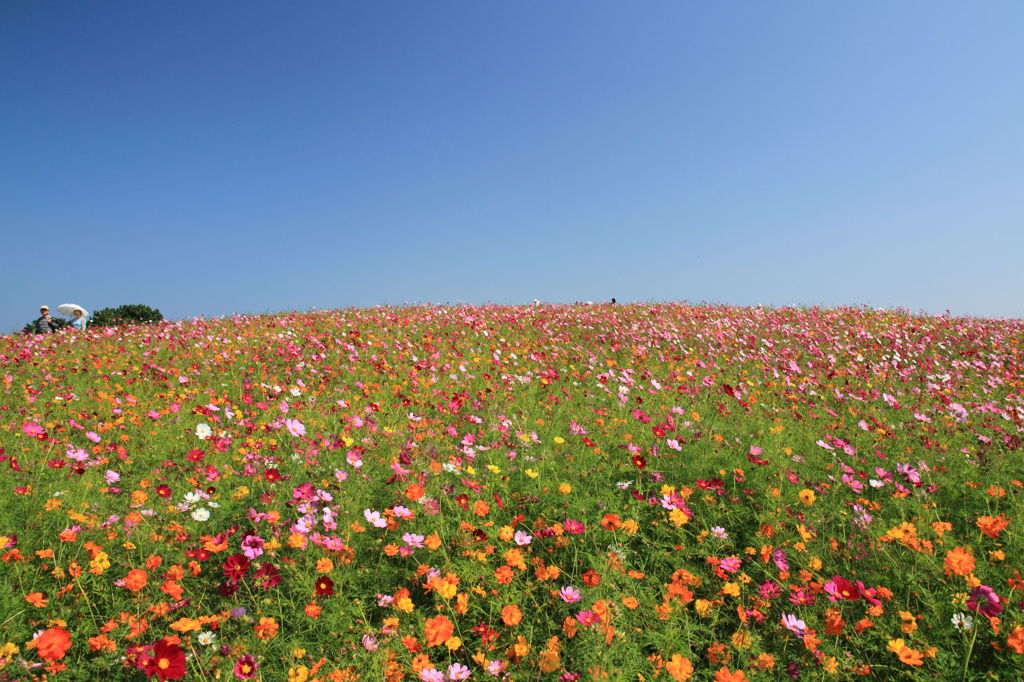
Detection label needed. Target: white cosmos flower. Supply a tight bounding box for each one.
[195,423,212,440]
[191,508,210,522]
[197,631,216,646]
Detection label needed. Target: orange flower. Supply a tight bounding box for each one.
[898,611,918,634]
[87,634,116,653]
[254,616,279,639]
[424,615,454,647]
[713,666,746,682]
[897,647,924,666]
[169,617,201,633]
[24,592,47,608]
[943,546,975,576]
[315,558,334,574]
[305,602,321,619]
[30,627,72,662]
[121,565,148,593]
[600,513,621,531]
[501,604,522,626]
[494,565,514,584]
[473,500,490,517]
[976,514,1010,539]
[666,654,693,681]
[405,483,425,502]
[1007,626,1024,654]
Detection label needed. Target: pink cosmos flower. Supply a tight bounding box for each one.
[772,549,789,572]
[284,419,305,437]
[86,431,102,443]
[364,509,387,528]
[241,535,265,559]
[564,519,586,535]
[513,530,532,546]
[447,663,471,681]
[420,669,444,682]
[559,585,582,603]
[781,613,807,638]
[22,422,45,437]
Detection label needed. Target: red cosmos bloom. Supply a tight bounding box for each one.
[185,449,205,463]
[632,454,647,470]
[233,654,259,679]
[156,485,172,498]
[144,639,186,680]
[254,563,281,590]
[828,576,861,601]
[264,468,282,482]
[222,554,251,581]
[314,575,334,597]
[582,569,601,587]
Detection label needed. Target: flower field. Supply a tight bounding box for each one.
[1,303,1022,681]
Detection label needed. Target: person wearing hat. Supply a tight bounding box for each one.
[34,305,57,334]
[69,307,88,331]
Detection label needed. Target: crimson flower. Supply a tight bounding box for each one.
[315,575,334,597]
[144,639,186,680]
[222,553,250,581]
[254,563,281,590]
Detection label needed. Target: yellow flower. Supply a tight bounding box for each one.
[525,469,539,479]
[558,483,572,494]
[798,489,816,505]
[288,665,310,682]
[554,436,565,444]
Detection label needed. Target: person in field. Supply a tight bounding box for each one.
[33,305,57,333]
[69,308,88,331]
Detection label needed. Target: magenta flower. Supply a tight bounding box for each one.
[233,654,258,679]
[967,585,1003,617]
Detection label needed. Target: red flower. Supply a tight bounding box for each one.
[144,639,186,680]
[264,468,282,482]
[315,575,334,597]
[222,554,250,581]
[156,485,172,498]
[233,654,258,679]
[254,563,281,590]
[632,454,647,470]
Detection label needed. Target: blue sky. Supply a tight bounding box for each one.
[2,2,1022,332]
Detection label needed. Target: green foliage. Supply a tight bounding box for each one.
[89,303,164,327]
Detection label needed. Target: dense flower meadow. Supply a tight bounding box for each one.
[1,303,1022,681]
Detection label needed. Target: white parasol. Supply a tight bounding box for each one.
[56,303,89,318]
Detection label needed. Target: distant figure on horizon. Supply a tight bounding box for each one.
[33,305,57,333]
[611,298,617,304]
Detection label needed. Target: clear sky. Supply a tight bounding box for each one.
[3,2,1023,333]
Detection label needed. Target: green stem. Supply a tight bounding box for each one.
[961,620,979,682]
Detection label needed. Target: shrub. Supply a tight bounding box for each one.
[90,304,164,328]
